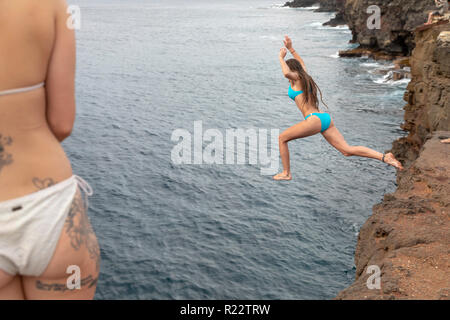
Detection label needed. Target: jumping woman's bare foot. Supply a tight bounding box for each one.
[440,138,450,144]
[382,152,404,170]
[273,172,292,181]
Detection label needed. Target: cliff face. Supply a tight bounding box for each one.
[287,0,442,56]
[336,132,450,300]
[343,0,434,55]
[323,1,346,26]
[337,23,450,300]
[392,24,450,166]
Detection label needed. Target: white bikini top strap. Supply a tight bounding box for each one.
[0,82,45,97]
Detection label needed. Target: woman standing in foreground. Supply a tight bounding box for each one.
[0,0,100,299]
[274,36,404,181]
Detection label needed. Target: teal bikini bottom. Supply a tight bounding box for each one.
[305,112,332,133]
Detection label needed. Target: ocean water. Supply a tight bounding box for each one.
[67,0,408,299]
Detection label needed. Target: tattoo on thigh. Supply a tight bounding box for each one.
[32,177,56,190]
[35,275,98,292]
[65,191,101,272]
[0,134,13,173]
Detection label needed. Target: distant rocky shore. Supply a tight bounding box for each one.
[285,0,450,300]
[339,0,436,56]
[283,0,343,12]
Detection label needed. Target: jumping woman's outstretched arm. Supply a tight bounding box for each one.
[279,48,299,80]
[283,35,307,72]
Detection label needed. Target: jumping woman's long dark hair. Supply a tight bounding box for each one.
[286,58,328,110]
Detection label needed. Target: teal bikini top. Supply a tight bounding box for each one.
[288,85,303,101]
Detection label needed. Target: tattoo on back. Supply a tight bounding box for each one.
[65,190,101,273]
[0,134,13,173]
[32,177,56,190]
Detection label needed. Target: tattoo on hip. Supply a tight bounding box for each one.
[0,134,13,174]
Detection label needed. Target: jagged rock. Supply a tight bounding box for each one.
[284,0,342,12]
[394,58,411,69]
[336,132,450,300]
[343,0,436,56]
[392,23,450,166]
[283,0,318,8]
[323,11,346,27]
[338,47,403,60]
[315,0,343,12]
[435,31,450,77]
[392,70,411,81]
[336,23,450,301]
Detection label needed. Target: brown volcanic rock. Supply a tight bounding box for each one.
[284,0,343,11]
[315,0,344,12]
[343,0,435,55]
[283,0,318,8]
[323,11,347,27]
[336,132,450,300]
[337,22,450,301]
[338,47,404,60]
[392,23,450,166]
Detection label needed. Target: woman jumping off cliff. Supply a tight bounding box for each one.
[273,36,404,181]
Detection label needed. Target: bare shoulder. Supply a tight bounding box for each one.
[53,0,71,13]
[0,0,66,29]
[25,0,70,19]
[0,1,68,85]
[13,0,62,13]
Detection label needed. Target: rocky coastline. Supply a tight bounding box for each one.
[336,23,449,300]
[283,0,343,12]
[339,0,435,56]
[336,9,450,300]
[336,130,450,299]
[286,0,450,300]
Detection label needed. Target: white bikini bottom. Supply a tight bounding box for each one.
[0,175,93,276]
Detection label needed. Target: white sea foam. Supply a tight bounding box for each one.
[259,35,279,41]
[327,24,351,30]
[390,78,411,86]
[304,21,350,32]
[266,3,287,9]
[307,21,324,27]
[367,66,393,75]
[373,71,411,86]
[297,6,320,10]
[329,52,339,59]
[361,62,383,68]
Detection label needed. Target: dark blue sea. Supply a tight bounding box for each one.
[67,0,408,299]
